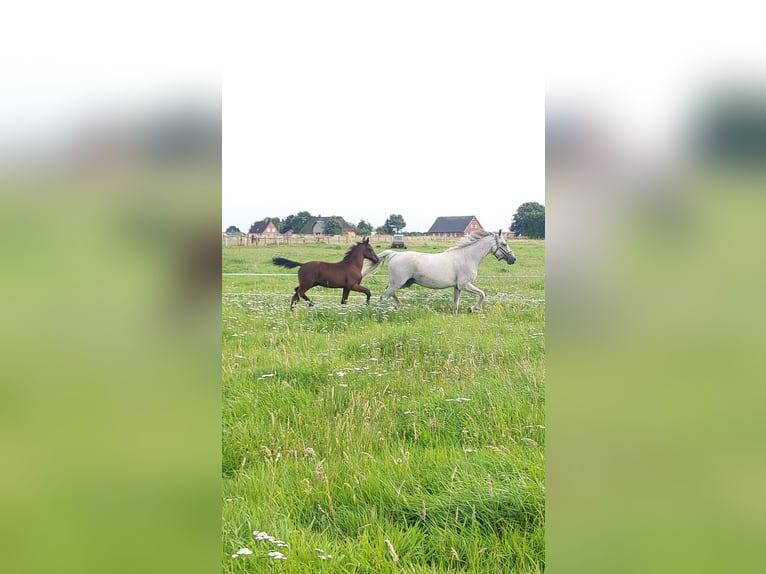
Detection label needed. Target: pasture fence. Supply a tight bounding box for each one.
[222,234,535,249]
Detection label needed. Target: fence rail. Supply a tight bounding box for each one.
[222,234,535,248]
[222,234,367,247]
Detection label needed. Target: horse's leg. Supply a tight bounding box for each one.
[452,287,462,315]
[301,290,314,306]
[379,284,390,305]
[341,287,350,304]
[380,284,401,309]
[295,284,314,307]
[291,286,301,309]
[348,284,372,305]
[463,282,486,313]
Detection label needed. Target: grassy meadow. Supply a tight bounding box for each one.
[222,238,545,573]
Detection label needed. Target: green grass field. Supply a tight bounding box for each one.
[222,239,545,573]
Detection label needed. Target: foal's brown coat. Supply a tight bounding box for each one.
[272,238,379,309]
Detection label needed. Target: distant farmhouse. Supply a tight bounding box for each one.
[248,220,280,244]
[298,216,356,236]
[426,215,484,237]
[249,220,280,235]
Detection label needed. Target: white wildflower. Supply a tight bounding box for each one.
[232,547,253,558]
[267,551,287,560]
[252,530,288,547]
[253,530,276,542]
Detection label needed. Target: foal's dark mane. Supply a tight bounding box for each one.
[341,241,366,263]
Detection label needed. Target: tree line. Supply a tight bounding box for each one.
[230,212,408,236]
[226,202,544,239]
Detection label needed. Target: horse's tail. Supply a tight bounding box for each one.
[362,250,396,278]
[272,257,302,269]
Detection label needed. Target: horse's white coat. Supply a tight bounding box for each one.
[362,231,515,315]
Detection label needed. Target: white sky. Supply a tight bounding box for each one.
[221,1,762,233]
[1,1,762,234]
[223,2,545,233]
[0,2,219,154]
[544,1,766,161]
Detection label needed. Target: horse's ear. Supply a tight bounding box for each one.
[363,237,369,243]
[497,229,502,235]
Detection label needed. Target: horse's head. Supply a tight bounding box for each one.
[361,237,379,263]
[493,230,516,265]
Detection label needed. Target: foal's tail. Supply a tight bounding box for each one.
[362,250,396,278]
[272,257,302,269]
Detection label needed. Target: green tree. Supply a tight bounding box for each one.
[225,225,241,233]
[356,220,373,236]
[282,211,312,234]
[324,218,343,235]
[383,214,406,234]
[510,202,545,239]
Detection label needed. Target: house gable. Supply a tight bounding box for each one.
[426,216,484,237]
[249,220,280,235]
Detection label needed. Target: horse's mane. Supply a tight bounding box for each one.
[342,241,365,262]
[446,230,493,251]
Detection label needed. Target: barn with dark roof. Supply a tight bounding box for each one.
[426,215,484,237]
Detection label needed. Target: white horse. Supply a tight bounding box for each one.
[362,230,516,315]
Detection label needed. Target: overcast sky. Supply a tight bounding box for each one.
[2,1,762,236]
[223,3,545,233]
[0,2,219,156]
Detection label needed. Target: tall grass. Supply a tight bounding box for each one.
[222,240,544,572]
